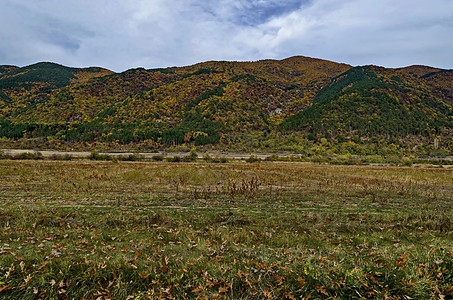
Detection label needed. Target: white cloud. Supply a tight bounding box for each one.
[0,0,452,71]
[250,0,453,68]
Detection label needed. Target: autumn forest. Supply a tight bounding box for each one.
[0,56,452,160]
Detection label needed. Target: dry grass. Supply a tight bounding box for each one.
[0,160,452,299]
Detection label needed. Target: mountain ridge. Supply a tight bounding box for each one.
[0,56,451,156]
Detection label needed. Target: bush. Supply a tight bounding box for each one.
[181,150,198,162]
[218,157,229,163]
[386,155,402,166]
[266,154,280,161]
[202,153,228,163]
[49,154,73,161]
[203,153,213,162]
[13,152,44,160]
[246,155,261,163]
[311,155,330,164]
[119,154,142,161]
[88,151,111,161]
[151,155,164,161]
[363,155,386,164]
[401,157,413,167]
[166,156,181,162]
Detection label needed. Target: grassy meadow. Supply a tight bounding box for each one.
[0,160,452,299]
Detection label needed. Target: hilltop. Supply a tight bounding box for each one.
[0,62,113,113]
[0,56,451,158]
[0,62,113,89]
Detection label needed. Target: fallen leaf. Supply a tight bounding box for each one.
[139,272,150,279]
[192,286,204,293]
[315,285,328,296]
[24,274,32,284]
[19,261,25,271]
[59,280,66,288]
[0,285,13,293]
[434,259,444,265]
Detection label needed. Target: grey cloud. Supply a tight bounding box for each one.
[0,1,95,64]
[0,0,452,71]
[206,0,311,26]
[245,0,453,68]
[35,18,94,53]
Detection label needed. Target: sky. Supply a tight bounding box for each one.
[1,0,453,72]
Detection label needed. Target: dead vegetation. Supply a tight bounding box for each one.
[0,160,452,299]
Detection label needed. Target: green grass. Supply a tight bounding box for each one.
[0,160,452,299]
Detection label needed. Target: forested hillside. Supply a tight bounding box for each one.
[281,66,453,137]
[0,57,451,157]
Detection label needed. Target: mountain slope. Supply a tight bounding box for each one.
[0,62,114,116]
[0,62,113,90]
[0,57,451,153]
[0,65,19,75]
[280,66,453,139]
[1,57,352,144]
[395,65,442,77]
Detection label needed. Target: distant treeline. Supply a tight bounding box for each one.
[0,119,220,146]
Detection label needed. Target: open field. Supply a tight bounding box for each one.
[0,160,452,299]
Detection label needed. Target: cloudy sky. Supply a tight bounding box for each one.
[1,0,453,72]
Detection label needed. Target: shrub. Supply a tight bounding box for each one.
[181,150,198,162]
[246,155,261,163]
[401,157,413,167]
[151,155,164,161]
[166,156,181,162]
[49,154,73,161]
[266,154,280,161]
[13,152,44,160]
[218,157,229,163]
[203,153,213,162]
[88,151,111,161]
[119,154,142,161]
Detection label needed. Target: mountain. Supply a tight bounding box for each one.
[0,57,451,155]
[0,62,114,119]
[0,62,113,105]
[0,65,19,75]
[0,62,113,89]
[395,65,443,77]
[280,65,453,138]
